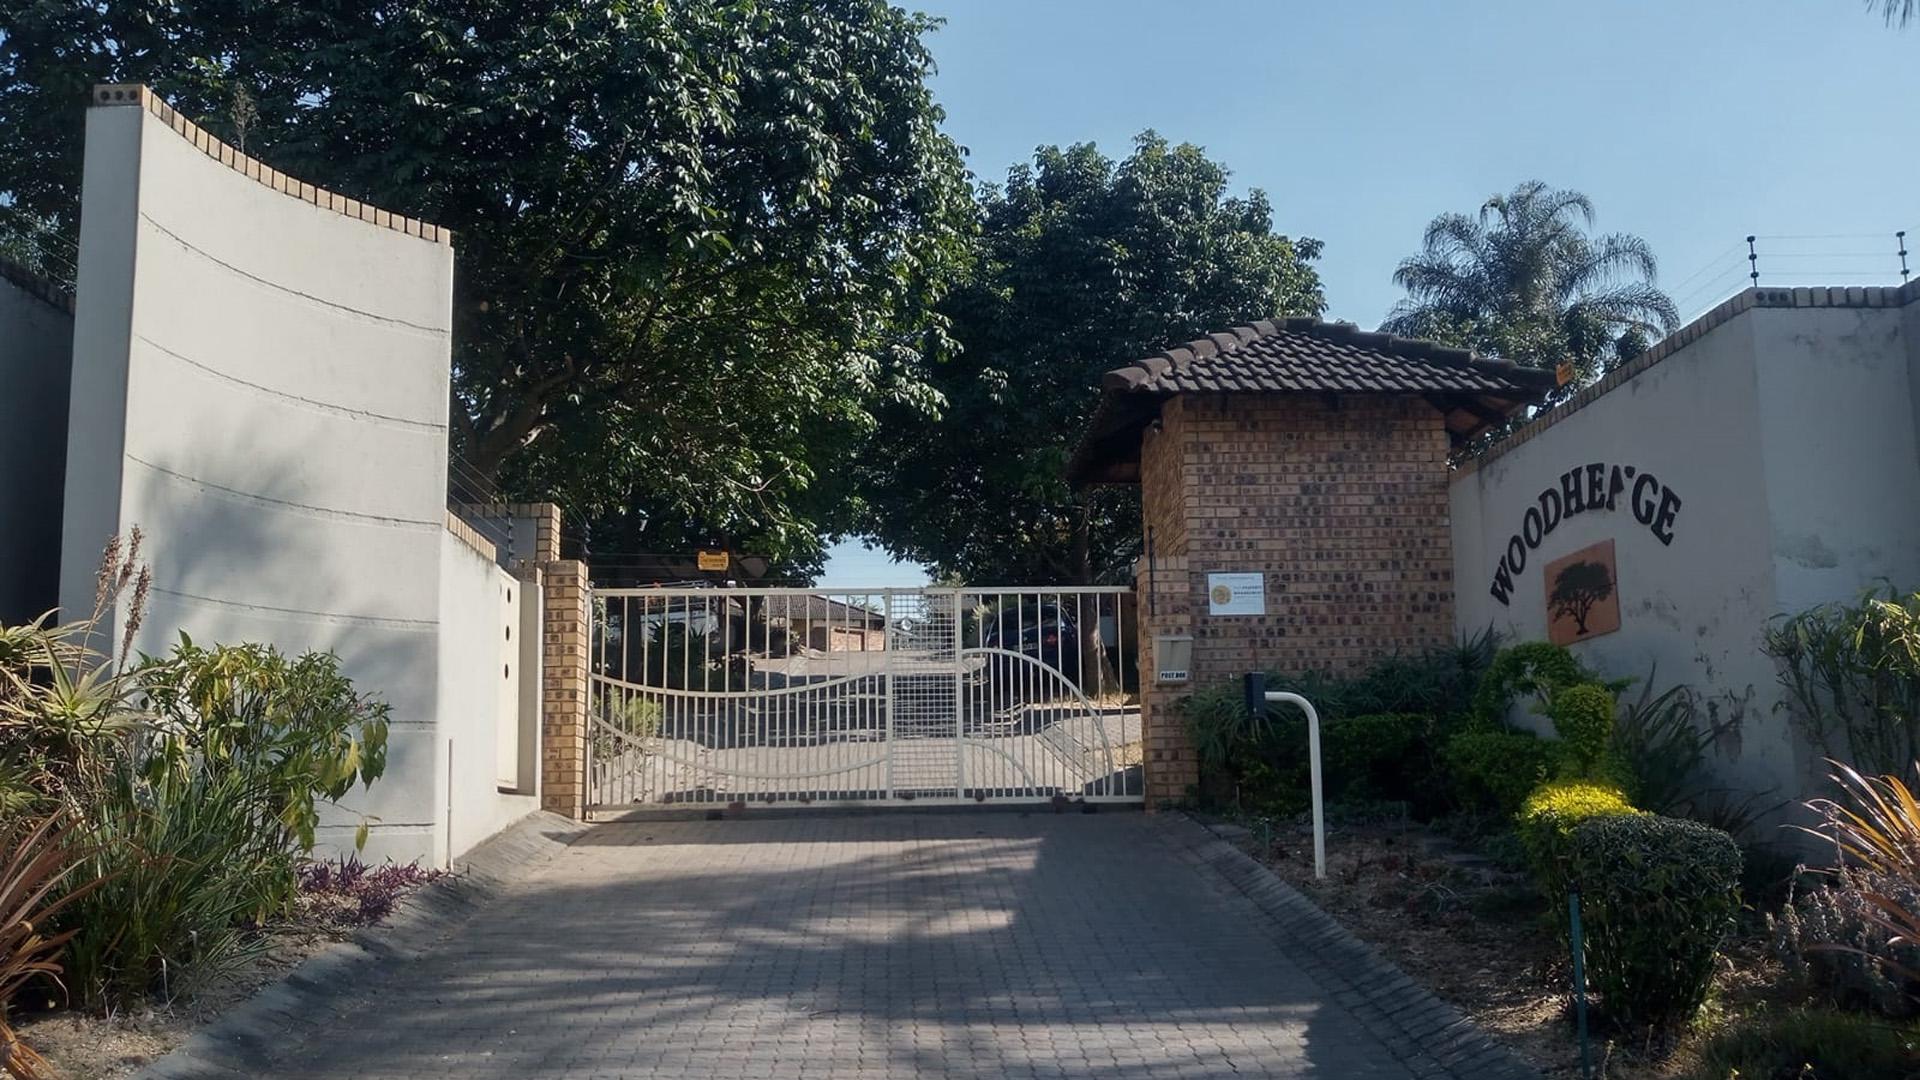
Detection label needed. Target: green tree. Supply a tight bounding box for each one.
[1382,181,1678,387]
[0,0,973,571]
[856,134,1325,584]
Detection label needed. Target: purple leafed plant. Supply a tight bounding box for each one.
[298,856,442,926]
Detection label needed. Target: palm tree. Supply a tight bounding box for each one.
[1382,181,1678,384]
[1873,0,1915,26]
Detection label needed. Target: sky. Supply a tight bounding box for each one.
[816,0,1918,589]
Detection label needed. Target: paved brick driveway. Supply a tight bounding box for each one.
[265,813,1434,1079]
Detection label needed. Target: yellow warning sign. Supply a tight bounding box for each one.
[697,550,730,572]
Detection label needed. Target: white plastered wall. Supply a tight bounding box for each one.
[1450,291,1920,828]
[60,91,537,863]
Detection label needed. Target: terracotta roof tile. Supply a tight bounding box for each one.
[1067,316,1561,484]
[1106,319,1544,398]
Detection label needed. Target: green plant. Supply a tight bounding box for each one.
[60,752,294,1007]
[1468,641,1605,729]
[1233,713,1434,816]
[1764,588,1920,777]
[1262,627,1501,729]
[134,637,389,851]
[1680,1006,1918,1080]
[1545,682,1617,778]
[1782,760,1920,1014]
[0,532,153,814]
[1774,863,1920,1016]
[1516,780,1640,904]
[1569,813,1742,1029]
[1441,730,1556,817]
[591,693,663,761]
[1180,687,1272,780]
[1182,630,1500,815]
[1609,674,1744,816]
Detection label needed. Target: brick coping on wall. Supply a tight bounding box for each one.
[1455,279,1920,478]
[0,254,75,314]
[92,84,453,247]
[443,511,498,563]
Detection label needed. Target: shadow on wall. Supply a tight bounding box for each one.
[236,815,1393,1079]
[100,425,445,857]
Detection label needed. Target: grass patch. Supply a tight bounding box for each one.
[1680,1007,1918,1079]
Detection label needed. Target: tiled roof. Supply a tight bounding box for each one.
[1100,317,1551,397]
[1069,317,1561,484]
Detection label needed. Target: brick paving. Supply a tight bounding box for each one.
[216,812,1522,1080]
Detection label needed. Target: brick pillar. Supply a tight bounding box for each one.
[522,502,562,565]
[1136,403,1198,806]
[1137,555,1198,806]
[541,559,590,818]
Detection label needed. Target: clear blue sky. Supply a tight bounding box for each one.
[818,0,1918,588]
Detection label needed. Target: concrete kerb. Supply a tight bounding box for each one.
[131,811,593,1080]
[1159,812,1541,1080]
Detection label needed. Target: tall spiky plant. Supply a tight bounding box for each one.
[1801,760,1920,993]
[0,532,152,814]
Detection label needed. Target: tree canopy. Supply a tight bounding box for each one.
[1382,181,1678,388]
[0,0,975,574]
[855,134,1326,584]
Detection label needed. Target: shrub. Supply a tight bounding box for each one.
[135,636,390,851]
[1763,587,1920,777]
[1441,730,1555,818]
[1545,682,1618,779]
[1569,813,1742,1029]
[1231,713,1433,816]
[1180,631,1499,817]
[55,637,390,1008]
[1517,780,1640,903]
[1468,641,1592,728]
[1323,713,1429,800]
[1774,864,1920,1016]
[1681,1006,1918,1080]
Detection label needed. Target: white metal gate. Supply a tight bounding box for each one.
[586,587,1142,812]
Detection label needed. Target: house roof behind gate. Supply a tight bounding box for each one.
[1067,317,1563,484]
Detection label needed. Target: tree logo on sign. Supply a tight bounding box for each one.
[1548,560,1614,636]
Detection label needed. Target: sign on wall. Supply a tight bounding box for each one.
[696,550,730,572]
[1487,462,1680,606]
[1544,539,1621,645]
[1207,572,1266,616]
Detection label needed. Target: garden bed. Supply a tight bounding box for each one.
[16,860,441,1080]
[1231,815,1803,1079]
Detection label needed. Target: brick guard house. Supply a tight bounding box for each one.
[1066,318,1558,804]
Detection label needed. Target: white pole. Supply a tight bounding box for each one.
[1265,691,1325,881]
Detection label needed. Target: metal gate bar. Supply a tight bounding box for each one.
[586,586,1141,812]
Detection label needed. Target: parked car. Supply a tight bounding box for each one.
[979,602,1081,689]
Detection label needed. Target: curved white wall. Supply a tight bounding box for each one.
[62,89,456,860]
